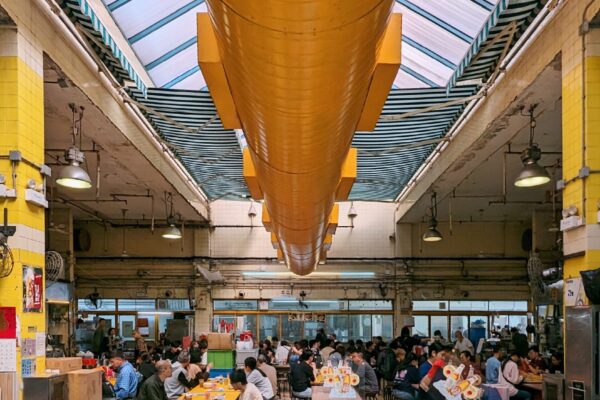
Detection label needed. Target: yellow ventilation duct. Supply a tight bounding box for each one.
[199,1,401,275]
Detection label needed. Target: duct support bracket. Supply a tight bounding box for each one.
[336,148,358,200]
[243,148,264,200]
[197,12,241,129]
[356,12,402,131]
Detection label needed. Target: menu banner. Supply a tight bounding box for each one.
[23,266,43,313]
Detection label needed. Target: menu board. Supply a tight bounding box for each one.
[23,266,43,312]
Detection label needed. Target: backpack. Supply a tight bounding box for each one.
[378,348,397,381]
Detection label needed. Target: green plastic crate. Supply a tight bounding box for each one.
[207,350,234,369]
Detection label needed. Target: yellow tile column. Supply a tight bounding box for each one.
[0,26,46,398]
[561,25,600,279]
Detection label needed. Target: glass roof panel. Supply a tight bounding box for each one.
[102,0,499,90]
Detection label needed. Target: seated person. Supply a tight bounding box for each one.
[290,350,315,398]
[526,346,547,374]
[138,360,172,400]
[349,349,379,397]
[244,357,275,400]
[231,368,263,400]
[548,352,563,374]
[109,352,139,400]
[498,352,531,400]
[392,353,420,400]
[485,347,503,384]
[164,351,198,399]
[459,351,482,380]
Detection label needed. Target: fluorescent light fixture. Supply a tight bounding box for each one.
[138,311,173,316]
[241,271,375,278]
[46,300,70,305]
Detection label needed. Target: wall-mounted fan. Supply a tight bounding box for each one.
[84,289,103,310]
[45,251,65,282]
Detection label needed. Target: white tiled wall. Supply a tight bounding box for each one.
[209,200,397,258]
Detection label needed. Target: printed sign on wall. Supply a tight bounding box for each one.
[23,266,43,313]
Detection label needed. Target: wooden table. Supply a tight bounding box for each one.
[177,381,241,400]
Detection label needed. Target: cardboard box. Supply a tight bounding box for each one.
[67,369,101,400]
[207,333,233,349]
[45,357,82,373]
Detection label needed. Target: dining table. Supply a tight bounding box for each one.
[177,380,241,400]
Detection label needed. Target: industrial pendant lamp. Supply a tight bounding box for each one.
[162,192,182,240]
[56,104,92,189]
[423,192,443,242]
[514,105,550,188]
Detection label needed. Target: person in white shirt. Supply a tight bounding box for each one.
[453,330,475,355]
[244,357,275,400]
[275,340,291,364]
[231,369,263,400]
[498,352,532,400]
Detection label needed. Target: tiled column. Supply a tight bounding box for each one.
[0,26,46,398]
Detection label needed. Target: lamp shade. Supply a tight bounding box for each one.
[162,224,182,239]
[56,163,92,189]
[514,161,550,187]
[423,223,443,242]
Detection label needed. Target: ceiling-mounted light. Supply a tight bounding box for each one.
[57,104,92,189]
[162,192,182,240]
[514,105,550,188]
[347,202,357,228]
[423,192,443,242]
[248,201,257,218]
[347,202,357,218]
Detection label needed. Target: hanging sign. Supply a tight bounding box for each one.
[288,313,326,323]
[23,266,43,313]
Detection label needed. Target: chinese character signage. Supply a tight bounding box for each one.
[288,313,326,323]
[23,266,43,312]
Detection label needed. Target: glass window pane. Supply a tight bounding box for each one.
[431,316,448,339]
[213,300,258,311]
[281,316,303,342]
[372,315,394,341]
[118,299,156,311]
[326,315,348,342]
[269,300,345,311]
[413,316,429,337]
[488,301,528,312]
[120,315,137,342]
[213,315,257,338]
[509,315,528,333]
[348,300,392,310]
[157,299,190,311]
[139,315,156,341]
[213,315,236,333]
[450,316,468,340]
[348,315,372,341]
[412,301,448,311]
[449,301,488,311]
[468,316,487,347]
[259,315,280,341]
[490,315,510,337]
[305,321,325,340]
[77,298,116,311]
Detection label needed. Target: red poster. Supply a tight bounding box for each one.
[0,307,17,338]
[23,266,43,313]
